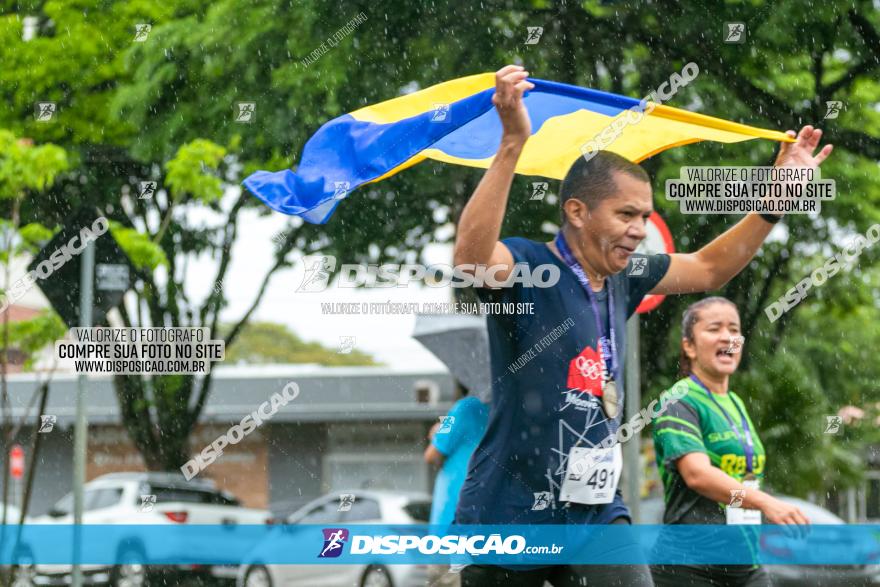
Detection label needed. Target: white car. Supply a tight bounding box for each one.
[20,472,268,586]
[0,503,25,524]
[237,490,432,587]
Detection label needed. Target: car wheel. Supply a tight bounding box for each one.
[361,565,393,587]
[244,565,273,587]
[110,546,147,587]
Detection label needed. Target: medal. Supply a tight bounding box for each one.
[555,233,622,420]
[602,380,620,419]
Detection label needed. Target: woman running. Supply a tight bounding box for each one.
[651,296,809,586]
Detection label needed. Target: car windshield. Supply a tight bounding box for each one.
[50,494,73,515]
[147,486,239,506]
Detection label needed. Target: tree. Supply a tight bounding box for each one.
[0,130,67,585]
[223,321,379,366]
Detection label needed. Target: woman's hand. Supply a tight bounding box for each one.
[757,493,810,526]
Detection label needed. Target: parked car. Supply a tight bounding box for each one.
[236,490,432,587]
[640,495,880,586]
[19,472,268,586]
[265,496,317,525]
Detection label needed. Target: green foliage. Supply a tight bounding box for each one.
[7,308,67,370]
[0,129,68,199]
[108,221,168,270]
[223,321,380,366]
[164,139,227,204]
[17,221,55,253]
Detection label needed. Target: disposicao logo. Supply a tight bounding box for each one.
[319,528,349,558]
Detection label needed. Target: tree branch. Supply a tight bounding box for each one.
[823,9,880,97]
[629,14,880,157]
[188,251,289,427]
[199,191,248,325]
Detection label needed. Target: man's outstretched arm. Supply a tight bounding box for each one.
[650,125,834,295]
[453,65,534,278]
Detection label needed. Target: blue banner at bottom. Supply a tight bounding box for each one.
[0,524,878,566]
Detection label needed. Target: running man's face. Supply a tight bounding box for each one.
[684,303,743,376]
[570,171,653,275]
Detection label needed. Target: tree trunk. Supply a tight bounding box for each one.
[112,373,193,471]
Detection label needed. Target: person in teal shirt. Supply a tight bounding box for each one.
[424,383,489,587]
[425,383,489,526]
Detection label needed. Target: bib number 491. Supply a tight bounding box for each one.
[587,469,612,489]
[560,444,622,505]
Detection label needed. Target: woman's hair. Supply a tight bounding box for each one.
[678,296,738,377]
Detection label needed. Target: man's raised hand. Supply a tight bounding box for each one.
[493,65,534,144]
[774,125,834,170]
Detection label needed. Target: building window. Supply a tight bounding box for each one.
[414,380,439,405]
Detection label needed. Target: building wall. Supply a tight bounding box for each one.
[323,421,430,494]
[84,424,271,508]
[188,424,270,508]
[268,422,326,508]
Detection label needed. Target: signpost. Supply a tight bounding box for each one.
[71,234,94,587]
[624,211,674,522]
[27,209,132,587]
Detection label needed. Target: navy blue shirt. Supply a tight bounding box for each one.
[455,237,670,525]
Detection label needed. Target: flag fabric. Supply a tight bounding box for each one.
[243,72,794,224]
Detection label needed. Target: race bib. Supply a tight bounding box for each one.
[559,444,622,505]
[726,478,762,525]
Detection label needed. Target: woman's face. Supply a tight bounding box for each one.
[684,302,743,376]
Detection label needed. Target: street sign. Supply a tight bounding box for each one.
[636,211,675,314]
[96,263,130,291]
[10,444,24,480]
[29,209,133,328]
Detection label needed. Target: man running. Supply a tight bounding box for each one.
[452,64,833,586]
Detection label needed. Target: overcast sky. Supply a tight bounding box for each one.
[4,186,451,372]
[181,187,451,370]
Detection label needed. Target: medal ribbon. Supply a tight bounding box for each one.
[689,374,755,473]
[554,233,618,383]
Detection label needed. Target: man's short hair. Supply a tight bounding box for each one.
[559,151,650,223]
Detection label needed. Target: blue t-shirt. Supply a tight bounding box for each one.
[431,397,489,525]
[455,237,670,525]
[430,396,490,526]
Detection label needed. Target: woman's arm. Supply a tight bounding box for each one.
[676,452,810,525]
[424,422,445,466]
[424,444,445,466]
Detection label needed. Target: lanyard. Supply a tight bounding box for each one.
[689,374,754,473]
[554,232,617,381]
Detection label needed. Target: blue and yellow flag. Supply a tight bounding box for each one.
[243,72,792,224]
